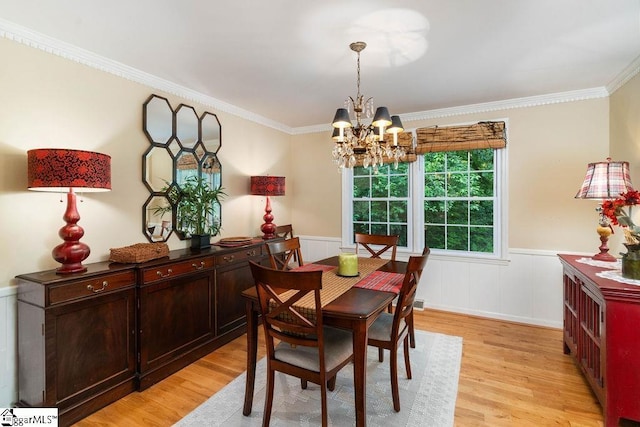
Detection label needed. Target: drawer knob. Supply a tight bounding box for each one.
[192,261,205,270]
[87,281,108,293]
[156,268,173,278]
[246,250,257,257]
[223,255,235,262]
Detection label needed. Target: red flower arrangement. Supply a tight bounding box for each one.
[601,189,640,244]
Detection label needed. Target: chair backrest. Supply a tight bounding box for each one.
[274,224,294,239]
[265,236,304,270]
[249,261,325,356]
[393,253,429,335]
[354,233,399,261]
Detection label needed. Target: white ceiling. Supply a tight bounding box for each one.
[1,0,639,130]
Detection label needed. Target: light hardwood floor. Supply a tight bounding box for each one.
[75,309,604,426]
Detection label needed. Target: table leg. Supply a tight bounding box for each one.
[243,300,258,416]
[352,322,368,427]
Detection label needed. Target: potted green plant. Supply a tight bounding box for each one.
[176,175,226,250]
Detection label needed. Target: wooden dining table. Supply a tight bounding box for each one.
[241,256,408,427]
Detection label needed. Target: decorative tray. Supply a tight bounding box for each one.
[216,236,254,247]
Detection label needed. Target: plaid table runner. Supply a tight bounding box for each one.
[353,270,404,294]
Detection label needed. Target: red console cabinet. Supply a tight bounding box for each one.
[559,254,640,426]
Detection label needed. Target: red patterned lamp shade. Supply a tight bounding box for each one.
[250,176,285,239]
[575,158,634,262]
[27,149,111,274]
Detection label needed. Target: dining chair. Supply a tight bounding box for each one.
[274,224,299,263]
[249,261,354,427]
[354,232,399,260]
[274,224,294,239]
[407,246,430,348]
[367,252,429,412]
[265,237,304,270]
[355,232,400,321]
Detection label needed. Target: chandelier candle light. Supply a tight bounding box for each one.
[331,41,406,172]
[27,148,112,274]
[250,176,285,239]
[575,158,634,262]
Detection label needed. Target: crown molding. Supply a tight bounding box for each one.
[606,55,640,94]
[0,18,293,134]
[398,87,609,124]
[293,87,610,135]
[0,18,620,137]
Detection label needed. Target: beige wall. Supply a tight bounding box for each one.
[0,37,291,287]
[610,72,640,178]
[292,99,611,253]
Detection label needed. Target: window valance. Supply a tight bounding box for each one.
[415,121,506,154]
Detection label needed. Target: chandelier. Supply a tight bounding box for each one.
[331,41,406,171]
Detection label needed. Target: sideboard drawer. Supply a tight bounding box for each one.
[214,246,263,265]
[141,256,214,284]
[48,270,136,305]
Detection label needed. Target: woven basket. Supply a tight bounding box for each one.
[109,242,170,264]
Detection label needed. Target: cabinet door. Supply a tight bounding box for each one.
[563,272,579,354]
[45,288,136,409]
[215,253,269,336]
[138,271,215,376]
[578,283,604,402]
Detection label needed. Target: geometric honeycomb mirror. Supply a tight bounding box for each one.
[141,94,222,242]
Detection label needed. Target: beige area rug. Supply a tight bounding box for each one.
[175,330,462,427]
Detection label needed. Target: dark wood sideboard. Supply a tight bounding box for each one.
[559,254,640,427]
[15,239,272,426]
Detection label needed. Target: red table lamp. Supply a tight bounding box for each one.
[250,176,285,239]
[575,158,634,261]
[27,149,111,274]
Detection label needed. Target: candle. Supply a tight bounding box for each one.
[338,253,358,276]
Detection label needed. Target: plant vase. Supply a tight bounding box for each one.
[190,234,211,251]
[621,243,640,280]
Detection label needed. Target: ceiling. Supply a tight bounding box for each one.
[1,0,639,131]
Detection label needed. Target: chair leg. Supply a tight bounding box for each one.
[327,375,336,391]
[263,367,275,427]
[390,344,400,412]
[301,379,308,389]
[404,335,412,380]
[320,379,328,427]
[378,347,384,362]
[408,311,416,348]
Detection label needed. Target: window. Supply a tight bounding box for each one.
[423,149,496,253]
[344,121,507,259]
[352,163,410,246]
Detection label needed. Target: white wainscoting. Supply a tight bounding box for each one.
[299,236,565,329]
[0,285,17,407]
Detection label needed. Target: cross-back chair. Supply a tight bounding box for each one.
[355,232,400,319]
[249,261,354,427]
[367,252,429,412]
[354,232,399,260]
[274,224,294,239]
[265,237,304,270]
[274,224,298,263]
[407,246,430,348]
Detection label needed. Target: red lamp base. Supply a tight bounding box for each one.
[260,196,277,240]
[53,189,90,274]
